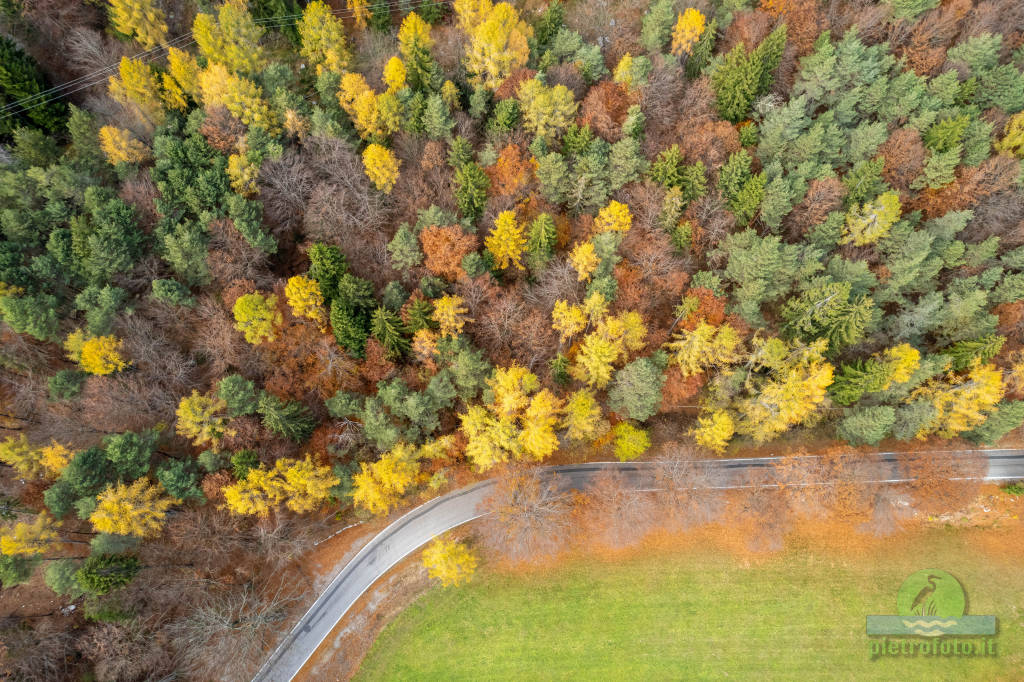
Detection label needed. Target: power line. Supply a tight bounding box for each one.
[0,0,457,121]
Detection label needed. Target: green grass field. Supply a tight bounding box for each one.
[355,528,1023,681]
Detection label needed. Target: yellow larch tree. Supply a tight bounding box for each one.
[222,466,286,517]
[594,200,632,234]
[398,11,434,57]
[99,126,151,165]
[90,479,174,538]
[38,442,72,477]
[665,321,742,377]
[175,391,233,450]
[422,538,478,587]
[162,47,200,111]
[462,2,532,90]
[612,422,650,461]
[78,335,129,375]
[518,389,564,461]
[670,8,707,57]
[571,312,648,389]
[109,0,167,49]
[0,435,46,479]
[0,513,60,557]
[484,210,527,270]
[692,410,735,454]
[551,300,588,343]
[298,0,351,75]
[383,56,408,92]
[841,191,902,246]
[734,337,835,443]
[233,292,281,345]
[198,63,278,132]
[108,57,165,127]
[432,294,471,337]
[348,0,370,30]
[516,78,577,141]
[351,443,423,515]
[569,240,600,281]
[192,0,266,75]
[562,389,607,441]
[454,0,493,31]
[362,143,401,193]
[911,362,1005,439]
[285,275,328,331]
[227,150,259,196]
[277,456,340,514]
[880,343,921,386]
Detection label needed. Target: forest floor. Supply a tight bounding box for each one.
[350,496,1024,681]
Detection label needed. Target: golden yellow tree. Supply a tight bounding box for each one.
[232,292,282,344]
[422,538,478,587]
[109,0,167,49]
[351,443,423,515]
[0,513,59,557]
[462,1,532,90]
[516,78,577,141]
[227,151,259,196]
[484,210,526,270]
[665,322,742,377]
[348,0,370,30]
[594,200,632,234]
[518,389,564,460]
[398,11,434,56]
[108,57,165,127]
[734,337,834,443]
[432,294,471,337]
[612,422,650,461]
[551,300,588,343]
[911,363,1005,439]
[298,0,351,75]
[383,56,407,92]
[198,63,278,132]
[670,8,707,57]
[692,410,735,454]
[278,456,340,513]
[0,435,45,479]
[571,312,647,388]
[562,389,607,441]
[175,391,233,449]
[362,143,401,193]
[99,126,151,165]
[569,241,600,281]
[67,334,129,375]
[90,479,174,538]
[222,466,285,517]
[192,0,266,74]
[285,275,328,330]
[162,47,200,111]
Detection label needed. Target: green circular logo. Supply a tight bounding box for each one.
[896,569,965,618]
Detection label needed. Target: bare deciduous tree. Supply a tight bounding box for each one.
[477,468,572,563]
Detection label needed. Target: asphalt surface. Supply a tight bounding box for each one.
[252,449,1024,681]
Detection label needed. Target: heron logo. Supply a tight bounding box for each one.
[867,569,998,660]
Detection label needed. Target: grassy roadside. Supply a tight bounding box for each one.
[355,525,1023,681]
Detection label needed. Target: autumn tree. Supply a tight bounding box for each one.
[841,191,902,246]
[362,143,400,193]
[461,1,532,90]
[176,391,233,450]
[484,211,526,270]
[284,275,327,330]
[421,225,478,279]
[612,422,650,461]
[421,538,478,586]
[477,468,571,562]
[910,363,1004,439]
[109,0,167,49]
[233,292,281,344]
[0,513,59,556]
[223,456,339,515]
[670,8,706,57]
[298,0,351,75]
[99,126,151,165]
[193,0,266,74]
[665,322,742,377]
[90,479,174,538]
[351,443,423,515]
[517,78,577,141]
[693,410,735,454]
[108,57,164,126]
[432,294,471,337]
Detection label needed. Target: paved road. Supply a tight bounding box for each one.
[253,449,1024,681]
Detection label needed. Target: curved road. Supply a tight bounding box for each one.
[253,449,1024,681]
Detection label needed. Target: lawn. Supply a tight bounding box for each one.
[355,526,1023,681]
